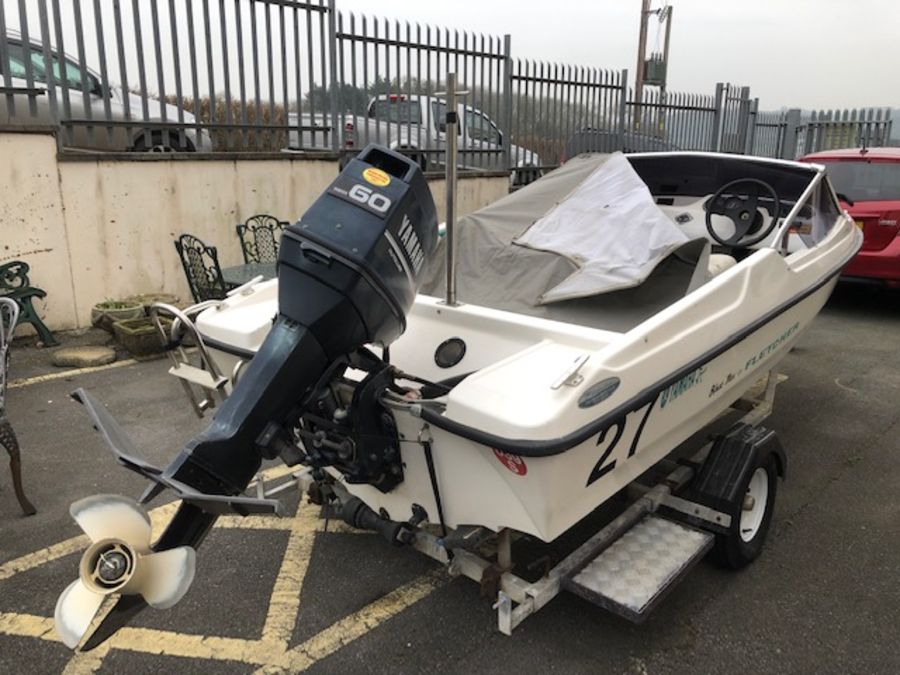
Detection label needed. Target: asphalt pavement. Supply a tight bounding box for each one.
[1,282,898,674]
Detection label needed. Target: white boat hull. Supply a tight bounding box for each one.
[198,217,856,542]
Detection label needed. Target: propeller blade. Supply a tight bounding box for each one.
[54,580,105,649]
[71,494,152,551]
[70,502,217,651]
[138,547,197,609]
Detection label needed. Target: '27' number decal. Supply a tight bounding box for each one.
[586,398,656,487]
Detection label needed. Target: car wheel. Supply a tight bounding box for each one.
[400,149,427,172]
[132,131,193,153]
[514,164,541,186]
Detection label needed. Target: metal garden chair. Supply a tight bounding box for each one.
[235,215,290,264]
[0,260,59,346]
[0,297,37,516]
[174,234,236,303]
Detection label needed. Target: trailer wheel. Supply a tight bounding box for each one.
[713,453,778,570]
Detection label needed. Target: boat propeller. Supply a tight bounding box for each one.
[54,494,196,649]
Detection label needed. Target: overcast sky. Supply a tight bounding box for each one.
[5,0,897,112]
[336,0,899,111]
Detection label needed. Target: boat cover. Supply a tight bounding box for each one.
[419,153,707,331]
[514,152,690,303]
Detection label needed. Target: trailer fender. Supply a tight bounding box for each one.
[688,423,786,515]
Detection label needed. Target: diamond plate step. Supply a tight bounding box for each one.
[562,514,713,623]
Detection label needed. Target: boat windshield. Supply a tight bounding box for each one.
[780,173,843,250]
[628,153,842,251]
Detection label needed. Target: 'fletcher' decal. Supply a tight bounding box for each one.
[744,322,799,370]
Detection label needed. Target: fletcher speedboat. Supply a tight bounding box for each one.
[54,141,860,649]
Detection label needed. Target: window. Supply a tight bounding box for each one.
[464,109,501,144]
[1,41,99,93]
[820,160,900,202]
[431,100,460,135]
[368,98,422,124]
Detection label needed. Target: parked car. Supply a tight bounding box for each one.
[562,127,679,162]
[0,33,210,152]
[287,94,541,185]
[800,147,900,287]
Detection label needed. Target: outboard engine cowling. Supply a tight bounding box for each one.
[280,144,438,351]
[163,145,438,499]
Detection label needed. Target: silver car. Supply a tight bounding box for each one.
[0,34,210,152]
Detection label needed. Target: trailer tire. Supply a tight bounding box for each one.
[712,452,778,570]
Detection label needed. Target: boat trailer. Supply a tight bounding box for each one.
[155,298,786,634]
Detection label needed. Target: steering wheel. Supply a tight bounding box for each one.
[705,178,781,247]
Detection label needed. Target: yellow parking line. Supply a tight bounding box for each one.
[61,643,111,675]
[215,512,374,535]
[7,359,139,389]
[108,627,269,664]
[259,500,319,649]
[0,611,56,640]
[0,535,89,582]
[246,464,298,489]
[148,501,181,539]
[1,464,435,673]
[0,609,269,665]
[216,515,295,530]
[255,570,448,674]
[0,500,180,582]
[0,464,302,580]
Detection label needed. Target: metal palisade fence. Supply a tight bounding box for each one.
[0,0,894,175]
[330,13,511,174]
[0,0,336,153]
[508,61,627,172]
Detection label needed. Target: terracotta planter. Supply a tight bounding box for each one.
[91,301,144,333]
[112,317,172,357]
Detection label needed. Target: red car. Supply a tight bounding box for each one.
[800,147,900,286]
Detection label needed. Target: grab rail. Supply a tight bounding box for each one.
[149,301,231,417]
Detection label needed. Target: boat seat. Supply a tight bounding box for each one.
[684,244,737,294]
[707,253,737,279]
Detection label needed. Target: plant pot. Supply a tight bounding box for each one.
[112,317,172,357]
[91,301,144,333]
[124,293,181,315]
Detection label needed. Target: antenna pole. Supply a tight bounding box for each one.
[435,72,468,306]
[445,72,458,306]
[634,0,651,131]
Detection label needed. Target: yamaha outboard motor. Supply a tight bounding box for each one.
[169,145,437,496]
[57,146,438,650]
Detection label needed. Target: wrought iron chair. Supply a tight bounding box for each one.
[0,260,59,346]
[235,215,290,264]
[174,234,235,303]
[0,297,37,516]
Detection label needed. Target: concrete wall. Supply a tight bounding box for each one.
[0,131,509,332]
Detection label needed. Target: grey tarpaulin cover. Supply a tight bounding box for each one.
[419,153,707,332]
[513,152,689,303]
